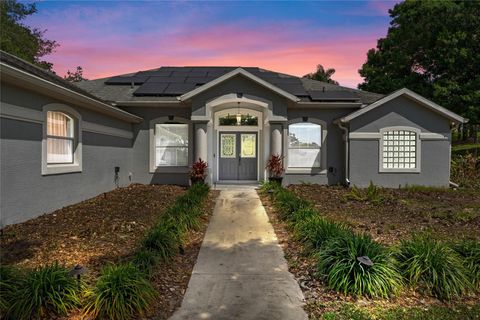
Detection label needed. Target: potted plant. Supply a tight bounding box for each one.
[190,158,208,185]
[266,154,285,184]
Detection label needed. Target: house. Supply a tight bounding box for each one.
[0,51,467,225]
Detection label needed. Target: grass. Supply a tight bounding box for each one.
[142,221,181,262]
[6,263,80,320]
[316,233,403,298]
[132,250,159,275]
[452,143,480,152]
[450,240,480,290]
[293,216,353,252]
[83,263,157,320]
[396,235,471,300]
[345,181,384,205]
[0,265,21,316]
[321,304,480,320]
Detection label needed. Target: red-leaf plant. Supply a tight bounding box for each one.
[265,155,285,178]
[190,158,208,180]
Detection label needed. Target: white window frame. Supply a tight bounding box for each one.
[42,104,82,175]
[379,126,421,173]
[286,118,327,174]
[149,116,191,173]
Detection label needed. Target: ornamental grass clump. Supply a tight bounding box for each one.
[0,265,22,316]
[397,235,470,300]
[142,222,181,262]
[132,250,159,275]
[274,189,312,221]
[450,240,480,290]
[294,216,353,252]
[317,233,402,298]
[83,263,157,320]
[6,263,80,320]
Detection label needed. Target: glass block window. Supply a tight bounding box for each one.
[382,130,417,169]
[155,124,188,166]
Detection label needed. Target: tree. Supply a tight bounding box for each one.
[0,0,58,70]
[64,66,87,82]
[303,64,339,85]
[358,0,480,128]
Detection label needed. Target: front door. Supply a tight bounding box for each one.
[219,132,258,180]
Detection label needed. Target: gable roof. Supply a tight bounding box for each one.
[178,68,300,102]
[0,51,142,123]
[76,66,383,105]
[339,88,468,124]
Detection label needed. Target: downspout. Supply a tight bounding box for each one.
[336,120,350,186]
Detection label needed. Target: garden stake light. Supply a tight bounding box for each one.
[69,264,86,289]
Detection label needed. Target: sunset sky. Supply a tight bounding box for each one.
[26,1,397,88]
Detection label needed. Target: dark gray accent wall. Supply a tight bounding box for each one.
[348,95,452,187]
[283,108,355,186]
[1,84,133,226]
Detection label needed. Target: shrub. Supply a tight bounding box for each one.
[260,181,282,194]
[0,265,22,316]
[291,207,319,224]
[294,216,353,251]
[7,263,80,320]
[345,181,383,205]
[84,263,157,320]
[317,234,402,298]
[274,189,312,221]
[450,240,480,290]
[132,250,159,275]
[142,222,181,262]
[450,153,480,189]
[397,235,470,299]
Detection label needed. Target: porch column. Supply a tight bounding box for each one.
[194,123,208,162]
[270,123,283,156]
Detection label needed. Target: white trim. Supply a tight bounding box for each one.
[340,88,467,124]
[1,62,142,123]
[1,103,133,139]
[349,131,448,141]
[286,118,327,171]
[378,126,421,173]
[42,104,83,175]
[149,116,192,173]
[349,132,381,140]
[178,68,300,102]
[419,132,449,140]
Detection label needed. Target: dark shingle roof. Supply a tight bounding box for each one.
[0,50,106,102]
[76,66,384,105]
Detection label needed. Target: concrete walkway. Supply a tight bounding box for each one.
[170,185,307,320]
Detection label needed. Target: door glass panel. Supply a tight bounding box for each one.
[241,134,256,158]
[220,134,236,158]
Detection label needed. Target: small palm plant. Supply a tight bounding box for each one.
[266,154,285,184]
[189,158,208,184]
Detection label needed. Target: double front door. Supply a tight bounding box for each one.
[219,132,258,180]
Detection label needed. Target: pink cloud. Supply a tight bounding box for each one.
[40,13,380,88]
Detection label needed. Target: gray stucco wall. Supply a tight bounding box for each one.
[1,83,133,226]
[121,106,192,186]
[348,95,452,187]
[283,108,354,186]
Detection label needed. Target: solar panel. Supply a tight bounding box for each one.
[133,83,168,95]
[105,75,149,85]
[207,69,232,77]
[163,83,196,95]
[184,77,214,84]
[171,71,192,77]
[146,76,186,83]
[188,70,208,77]
[275,83,308,96]
[309,91,360,101]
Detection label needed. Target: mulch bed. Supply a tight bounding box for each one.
[258,188,480,319]
[288,185,480,245]
[0,184,219,320]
